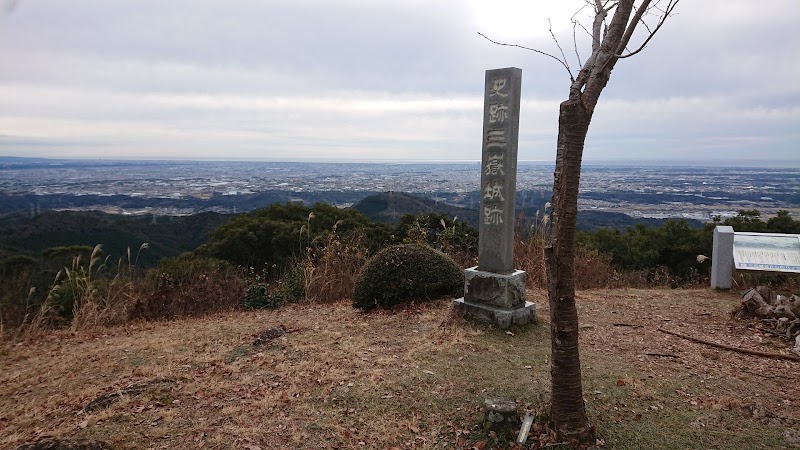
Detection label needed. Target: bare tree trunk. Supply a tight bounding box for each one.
[545,96,592,440]
[480,0,680,442]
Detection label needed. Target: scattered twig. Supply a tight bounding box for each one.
[657,328,800,362]
[756,327,786,338]
[613,323,643,328]
[645,352,679,358]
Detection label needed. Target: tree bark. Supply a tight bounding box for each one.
[545,96,593,441]
[544,1,638,441]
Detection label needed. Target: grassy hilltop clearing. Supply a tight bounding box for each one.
[1,290,798,449]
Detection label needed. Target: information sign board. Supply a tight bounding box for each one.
[732,232,800,273]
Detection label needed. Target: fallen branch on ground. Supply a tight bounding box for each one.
[645,352,679,358]
[657,328,800,362]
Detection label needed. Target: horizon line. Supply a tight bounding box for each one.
[1,155,800,168]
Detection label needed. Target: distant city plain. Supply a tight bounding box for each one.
[0,157,798,222]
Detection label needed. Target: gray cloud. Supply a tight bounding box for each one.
[0,0,798,163]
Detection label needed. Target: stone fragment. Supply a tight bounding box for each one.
[84,377,179,412]
[253,326,285,345]
[484,397,520,442]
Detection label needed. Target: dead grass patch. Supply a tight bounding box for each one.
[1,289,797,449]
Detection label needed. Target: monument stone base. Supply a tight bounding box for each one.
[453,267,536,329]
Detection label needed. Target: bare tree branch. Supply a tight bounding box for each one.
[640,17,654,35]
[616,0,679,58]
[549,19,573,76]
[572,21,583,68]
[571,1,592,20]
[579,0,635,109]
[649,0,671,16]
[570,2,594,40]
[572,17,594,41]
[619,3,654,55]
[600,1,616,42]
[477,32,575,81]
[592,0,605,52]
[616,0,652,53]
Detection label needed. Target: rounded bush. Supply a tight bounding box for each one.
[352,244,463,310]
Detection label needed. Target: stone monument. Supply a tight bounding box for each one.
[454,67,536,328]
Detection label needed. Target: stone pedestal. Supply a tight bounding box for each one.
[464,267,526,307]
[454,297,536,329]
[454,267,536,329]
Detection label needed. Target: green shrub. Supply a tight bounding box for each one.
[241,260,307,310]
[46,273,92,320]
[201,202,390,271]
[352,244,463,311]
[581,219,711,284]
[242,283,282,309]
[0,255,39,329]
[279,261,306,303]
[0,255,38,275]
[393,213,478,259]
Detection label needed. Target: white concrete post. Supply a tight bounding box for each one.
[710,226,735,289]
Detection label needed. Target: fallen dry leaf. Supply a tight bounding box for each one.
[472,440,487,449]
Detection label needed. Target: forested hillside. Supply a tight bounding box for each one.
[0,210,229,266]
[1,194,797,334]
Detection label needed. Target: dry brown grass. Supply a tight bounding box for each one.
[2,288,798,449]
[302,229,370,304]
[0,271,37,333]
[515,233,642,290]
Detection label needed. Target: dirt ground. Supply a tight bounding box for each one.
[1,288,798,449]
[565,288,799,419]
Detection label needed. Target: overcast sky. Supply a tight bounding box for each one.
[1,0,798,163]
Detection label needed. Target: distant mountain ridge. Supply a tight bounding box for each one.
[352,192,703,230]
[352,192,479,226]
